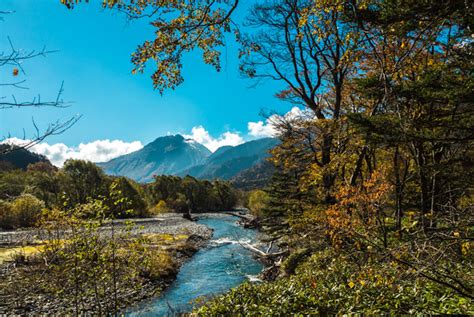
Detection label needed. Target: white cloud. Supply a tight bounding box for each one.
[183,126,244,152]
[247,107,309,138]
[247,121,277,138]
[3,108,313,166]
[3,138,143,167]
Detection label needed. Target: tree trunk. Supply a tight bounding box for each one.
[322,133,335,204]
[393,146,403,230]
[416,143,431,231]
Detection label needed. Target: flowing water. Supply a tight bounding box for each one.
[127,214,263,316]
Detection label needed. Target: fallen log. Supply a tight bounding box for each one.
[240,241,288,259]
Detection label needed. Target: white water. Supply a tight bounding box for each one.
[127,214,263,316]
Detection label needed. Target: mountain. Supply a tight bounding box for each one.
[179,137,279,180]
[0,144,51,171]
[209,145,233,158]
[99,135,279,184]
[98,135,211,182]
[230,160,276,190]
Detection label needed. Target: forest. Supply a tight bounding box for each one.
[192,0,474,314]
[0,145,239,229]
[1,0,472,315]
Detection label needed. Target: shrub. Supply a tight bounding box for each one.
[195,249,473,315]
[72,199,108,219]
[141,248,177,280]
[0,200,13,229]
[248,190,270,217]
[151,200,171,214]
[0,194,44,229]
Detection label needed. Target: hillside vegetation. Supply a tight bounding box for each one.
[0,144,50,171]
[0,158,240,229]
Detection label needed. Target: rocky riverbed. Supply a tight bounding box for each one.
[0,214,214,315]
[0,213,213,248]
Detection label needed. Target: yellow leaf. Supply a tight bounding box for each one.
[348,281,355,288]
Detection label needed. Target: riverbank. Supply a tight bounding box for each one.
[0,213,213,248]
[0,214,213,315]
[126,214,263,315]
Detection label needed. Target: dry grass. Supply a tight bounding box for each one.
[0,245,43,264]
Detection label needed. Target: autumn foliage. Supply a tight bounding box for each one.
[55,0,474,314]
[195,0,473,314]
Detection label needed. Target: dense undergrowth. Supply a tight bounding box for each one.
[196,249,472,315]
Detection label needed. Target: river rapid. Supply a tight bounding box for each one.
[127,214,263,316]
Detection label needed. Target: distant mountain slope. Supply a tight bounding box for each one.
[231,160,276,190]
[180,138,279,180]
[99,136,279,184]
[98,135,211,182]
[208,145,233,159]
[0,144,51,170]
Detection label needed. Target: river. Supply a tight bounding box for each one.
[127,214,263,316]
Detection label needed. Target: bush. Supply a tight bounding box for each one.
[195,249,473,315]
[248,190,270,217]
[141,248,177,280]
[72,199,108,219]
[0,195,44,229]
[0,200,13,229]
[151,200,171,214]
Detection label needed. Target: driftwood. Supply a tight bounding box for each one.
[182,209,197,221]
[227,212,260,229]
[227,211,248,218]
[237,238,289,281]
[240,241,288,259]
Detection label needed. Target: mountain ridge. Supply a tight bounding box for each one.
[179,137,279,180]
[98,134,211,182]
[99,135,278,184]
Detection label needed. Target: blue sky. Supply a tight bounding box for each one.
[1,1,292,163]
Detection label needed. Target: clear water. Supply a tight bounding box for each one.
[127,215,263,316]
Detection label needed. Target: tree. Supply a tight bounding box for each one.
[213,180,238,211]
[108,177,147,218]
[248,190,270,218]
[180,175,207,212]
[239,0,364,203]
[349,0,474,228]
[60,159,108,206]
